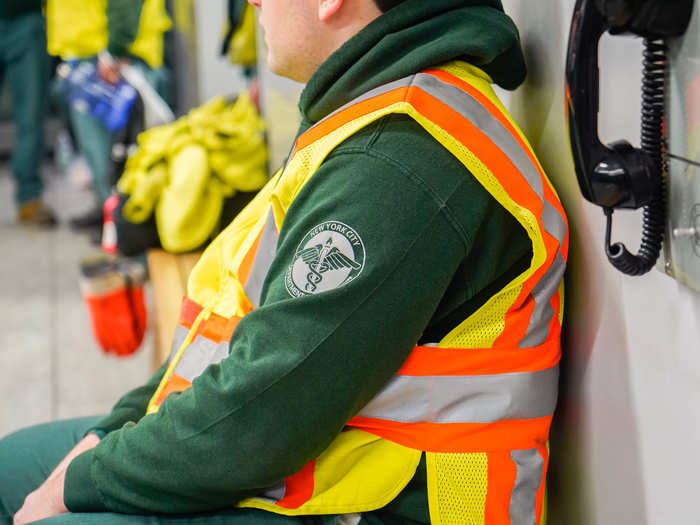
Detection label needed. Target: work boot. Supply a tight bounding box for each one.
[17,199,58,228]
[69,207,103,230]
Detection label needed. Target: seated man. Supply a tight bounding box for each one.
[1,0,568,524]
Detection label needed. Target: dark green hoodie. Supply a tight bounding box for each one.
[64,1,531,522]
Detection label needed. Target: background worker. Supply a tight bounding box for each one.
[1,0,567,524]
[0,0,56,227]
[46,0,171,232]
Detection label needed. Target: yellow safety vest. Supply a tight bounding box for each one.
[46,0,171,68]
[146,62,568,524]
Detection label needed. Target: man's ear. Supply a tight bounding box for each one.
[318,0,344,21]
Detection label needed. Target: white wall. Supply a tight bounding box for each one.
[499,1,700,523]
[193,0,247,103]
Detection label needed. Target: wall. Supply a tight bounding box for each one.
[499,1,700,523]
[193,0,247,104]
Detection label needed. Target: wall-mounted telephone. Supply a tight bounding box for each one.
[566,0,693,275]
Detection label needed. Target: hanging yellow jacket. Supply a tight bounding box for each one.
[225,3,257,69]
[46,0,171,68]
[146,62,568,524]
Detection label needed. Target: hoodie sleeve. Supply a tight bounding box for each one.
[62,144,475,514]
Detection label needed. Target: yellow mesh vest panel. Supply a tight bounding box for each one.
[427,452,488,525]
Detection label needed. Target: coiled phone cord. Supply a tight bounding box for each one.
[605,38,667,275]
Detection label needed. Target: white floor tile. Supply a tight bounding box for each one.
[0,165,154,438]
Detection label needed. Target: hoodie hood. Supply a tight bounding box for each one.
[299,0,527,125]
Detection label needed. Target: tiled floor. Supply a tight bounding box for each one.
[0,163,153,439]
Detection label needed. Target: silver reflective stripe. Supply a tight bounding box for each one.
[256,480,286,504]
[173,335,230,382]
[244,210,279,308]
[168,325,189,362]
[356,366,558,424]
[412,73,544,202]
[519,252,566,349]
[310,70,567,250]
[509,448,544,525]
[306,70,567,250]
[541,199,568,246]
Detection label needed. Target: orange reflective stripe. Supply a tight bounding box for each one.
[494,242,559,349]
[293,88,410,155]
[179,297,242,344]
[155,373,191,406]
[408,87,547,234]
[427,68,569,239]
[348,416,552,453]
[239,227,264,286]
[484,451,517,524]
[180,296,203,325]
[399,339,560,376]
[275,460,316,509]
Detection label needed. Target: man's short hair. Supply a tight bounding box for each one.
[373,0,409,13]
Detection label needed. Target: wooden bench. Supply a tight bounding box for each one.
[147,249,202,370]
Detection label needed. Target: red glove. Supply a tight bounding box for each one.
[80,257,147,357]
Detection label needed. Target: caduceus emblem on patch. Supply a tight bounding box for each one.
[285,221,366,297]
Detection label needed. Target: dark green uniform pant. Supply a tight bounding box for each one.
[0,12,49,205]
[0,417,403,525]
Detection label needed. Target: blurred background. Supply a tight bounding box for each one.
[0,0,288,439]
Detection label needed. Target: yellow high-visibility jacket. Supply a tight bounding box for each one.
[46,0,171,68]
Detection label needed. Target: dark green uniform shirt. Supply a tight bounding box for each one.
[64,1,530,522]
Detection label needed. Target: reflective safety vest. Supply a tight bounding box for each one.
[146,61,568,524]
[46,0,171,68]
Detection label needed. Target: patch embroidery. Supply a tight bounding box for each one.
[285,221,366,297]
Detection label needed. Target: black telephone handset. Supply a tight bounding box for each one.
[565,0,693,275]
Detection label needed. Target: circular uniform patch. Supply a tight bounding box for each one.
[285,221,366,297]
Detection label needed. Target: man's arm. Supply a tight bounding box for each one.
[61,147,475,515]
[12,363,168,522]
